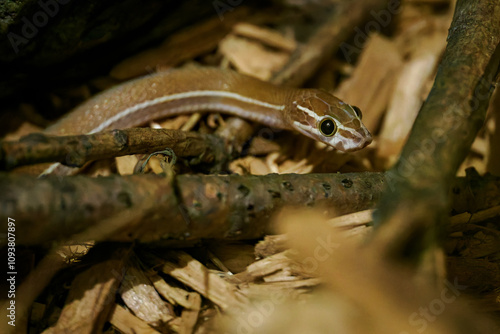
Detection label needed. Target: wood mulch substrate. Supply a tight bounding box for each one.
[1,0,500,333]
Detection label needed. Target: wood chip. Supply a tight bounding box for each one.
[327,209,374,229]
[116,155,139,175]
[110,8,249,80]
[150,274,194,309]
[229,156,272,175]
[120,257,174,331]
[450,206,500,228]
[207,242,256,274]
[377,30,447,166]
[335,33,403,133]
[109,304,161,334]
[42,249,129,334]
[238,251,295,281]
[148,251,248,311]
[181,113,202,132]
[262,269,300,283]
[278,157,314,174]
[470,136,489,157]
[247,136,281,156]
[238,278,322,300]
[232,22,297,51]
[179,293,202,334]
[219,34,290,80]
[255,235,289,258]
[158,115,191,130]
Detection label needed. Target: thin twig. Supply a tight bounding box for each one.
[1,128,229,172]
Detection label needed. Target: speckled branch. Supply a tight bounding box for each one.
[0,128,227,172]
[2,171,500,246]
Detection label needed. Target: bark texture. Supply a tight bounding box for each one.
[372,0,500,262]
[2,171,500,246]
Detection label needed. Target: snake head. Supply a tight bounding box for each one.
[289,90,372,152]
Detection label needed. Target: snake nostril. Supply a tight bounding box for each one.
[362,137,372,147]
[365,131,373,143]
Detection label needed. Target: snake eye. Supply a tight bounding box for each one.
[352,105,362,119]
[319,117,337,137]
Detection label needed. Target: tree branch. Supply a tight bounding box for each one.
[372,0,500,263]
[2,170,500,246]
[0,128,228,171]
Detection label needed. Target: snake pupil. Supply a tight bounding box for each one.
[320,118,336,136]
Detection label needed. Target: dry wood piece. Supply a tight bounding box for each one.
[450,205,500,230]
[377,29,448,165]
[41,248,130,334]
[219,34,290,80]
[178,293,202,334]
[119,256,175,331]
[236,278,321,302]
[255,235,289,258]
[214,117,256,154]
[372,0,500,265]
[229,152,316,175]
[142,251,248,311]
[232,22,297,52]
[109,304,161,334]
[271,0,390,87]
[335,33,403,134]
[235,251,297,282]
[116,154,141,176]
[109,8,250,80]
[206,241,256,274]
[219,22,297,80]
[150,275,195,309]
